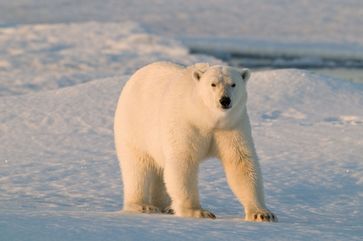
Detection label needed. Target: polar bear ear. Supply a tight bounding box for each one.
[192,70,203,81]
[240,68,251,82]
[192,63,210,81]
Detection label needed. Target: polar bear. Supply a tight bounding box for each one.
[114,62,276,222]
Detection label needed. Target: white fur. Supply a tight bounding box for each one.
[114,62,276,222]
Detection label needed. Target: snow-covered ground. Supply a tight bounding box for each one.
[1,1,363,43]
[1,59,362,240]
[0,22,216,96]
[1,0,363,60]
[1,1,363,240]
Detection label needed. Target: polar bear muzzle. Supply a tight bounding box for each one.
[219,96,231,109]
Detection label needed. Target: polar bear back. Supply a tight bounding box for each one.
[114,62,189,164]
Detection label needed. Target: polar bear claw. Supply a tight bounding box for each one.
[124,203,161,214]
[246,209,277,222]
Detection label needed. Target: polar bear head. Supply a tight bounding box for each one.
[192,63,250,113]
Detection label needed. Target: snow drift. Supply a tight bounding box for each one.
[1,67,362,240]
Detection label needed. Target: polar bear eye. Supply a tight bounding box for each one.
[211,83,216,87]
[231,83,236,88]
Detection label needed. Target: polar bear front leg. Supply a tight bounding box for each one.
[214,129,277,222]
[163,157,216,219]
[221,156,276,222]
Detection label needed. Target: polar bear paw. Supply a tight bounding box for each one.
[195,209,216,219]
[123,203,161,214]
[174,208,216,219]
[162,206,175,214]
[245,209,277,222]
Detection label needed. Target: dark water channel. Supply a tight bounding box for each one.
[228,56,363,83]
[192,50,363,83]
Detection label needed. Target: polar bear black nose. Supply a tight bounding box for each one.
[219,96,231,109]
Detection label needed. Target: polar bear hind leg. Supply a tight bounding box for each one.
[149,169,172,211]
[120,146,160,213]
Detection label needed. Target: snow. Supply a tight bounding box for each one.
[2,1,363,43]
[2,0,363,61]
[1,1,363,240]
[1,67,362,240]
[0,22,215,96]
